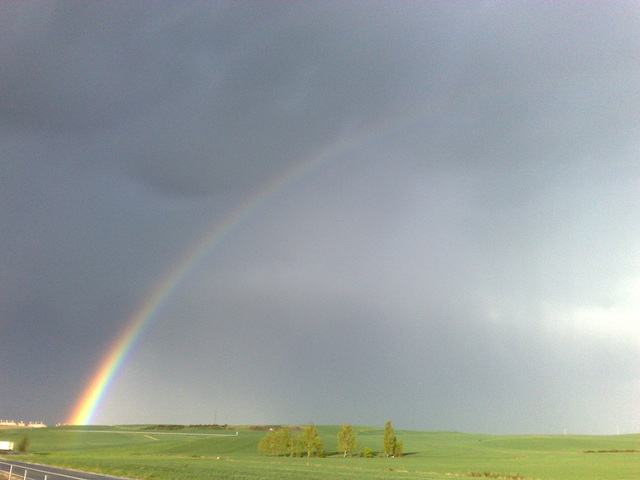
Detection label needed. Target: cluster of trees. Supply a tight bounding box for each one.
[258,422,402,458]
[258,424,322,457]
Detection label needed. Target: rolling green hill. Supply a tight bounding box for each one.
[1,425,638,480]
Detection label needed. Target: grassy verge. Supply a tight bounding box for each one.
[0,426,638,480]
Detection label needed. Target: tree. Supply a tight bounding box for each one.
[383,421,396,457]
[294,436,303,457]
[302,424,323,457]
[257,430,276,456]
[394,439,404,457]
[17,436,29,453]
[337,424,357,457]
[279,427,293,456]
[258,427,292,456]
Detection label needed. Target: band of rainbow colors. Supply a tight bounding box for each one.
[67,105,435,425]
[67,133,365,425]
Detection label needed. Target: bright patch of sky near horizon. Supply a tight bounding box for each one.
[1,1,639,434]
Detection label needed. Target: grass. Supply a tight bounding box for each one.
[1,425,638,480]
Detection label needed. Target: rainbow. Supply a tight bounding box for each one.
[67,131,369,425]
[67,104,437,425]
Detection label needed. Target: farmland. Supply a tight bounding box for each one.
[1,425,638,480]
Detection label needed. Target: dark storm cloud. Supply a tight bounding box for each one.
[0,1,190,131]
[1,1,429,195]
[114,2,439,196]
[2,2,637,193]
[1,1,639,433]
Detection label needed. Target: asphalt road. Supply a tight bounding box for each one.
[0,460,131,480]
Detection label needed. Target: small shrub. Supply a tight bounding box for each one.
[468,472,524,480]
[17,436,29,452]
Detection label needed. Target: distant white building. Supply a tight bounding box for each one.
[0,420,46,428]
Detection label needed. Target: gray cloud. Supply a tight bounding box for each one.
[0,1,190,132]
[1,1,639,433]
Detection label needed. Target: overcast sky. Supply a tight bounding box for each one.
[1,1,639,434]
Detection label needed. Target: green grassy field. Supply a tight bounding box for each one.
[1,425,638,480]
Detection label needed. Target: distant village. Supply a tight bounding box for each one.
[0,420,46,428]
